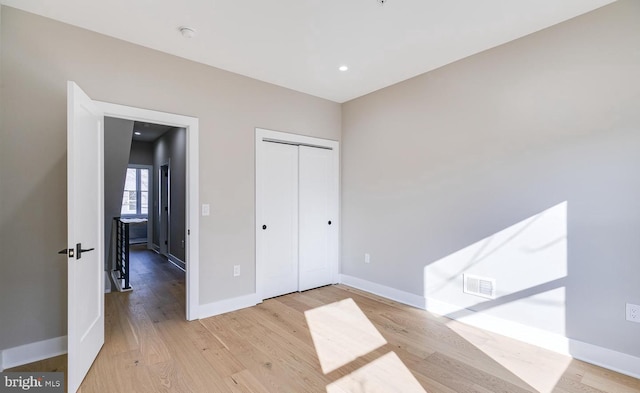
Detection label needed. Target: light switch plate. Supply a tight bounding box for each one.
[202,204,210,216]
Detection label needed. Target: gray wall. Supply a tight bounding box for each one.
[0,6,340,351]
[103,117,134,267]
[153,128,186,262]
[129,140,154,166]
[342,0,640,358]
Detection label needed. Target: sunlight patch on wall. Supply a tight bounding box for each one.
[304,298,387,374]
[424,201,568,335]
[326,351,426,393]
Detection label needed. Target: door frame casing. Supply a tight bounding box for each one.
[255,127,340,301]
[97,101,200,320]
[159,162,171,257]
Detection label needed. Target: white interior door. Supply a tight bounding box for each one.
[258,141,299,299]
[67,81,105,392]
[298,146,336,291]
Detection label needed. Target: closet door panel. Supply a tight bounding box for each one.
[299,146,335,291]
[258,142,299,299]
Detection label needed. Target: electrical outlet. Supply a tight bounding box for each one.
[364,253,371,264]
[626,303,640,323]
[233,265,240,277]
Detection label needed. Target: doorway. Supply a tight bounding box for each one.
[98,101,200,321]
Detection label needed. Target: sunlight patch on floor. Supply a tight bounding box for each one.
[446,319,571,393]
[326,352,426,393]
[304,298,387,374]
[305,298,427,392]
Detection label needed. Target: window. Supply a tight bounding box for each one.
[121,167,149,216]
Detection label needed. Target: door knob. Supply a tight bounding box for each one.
[262,225,267,230]
[328,220,332,225]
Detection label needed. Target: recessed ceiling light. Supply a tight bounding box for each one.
[179,26,196,39]
[134,131,141,136]
[339,65,349,72]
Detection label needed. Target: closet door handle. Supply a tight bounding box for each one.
[262,225,267,230]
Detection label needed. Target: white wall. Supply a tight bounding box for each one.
[342,0,640,359]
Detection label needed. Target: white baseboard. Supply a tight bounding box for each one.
[426,296,640,379]
[338,275,640,379]
[198,293,261,320]
[569,339,640,379]
[104,270,112,293]
[339,274,426,309]
[1,336,67,371]
[425,297,572,354]
[110,270,133,292]
[168,254,186,271]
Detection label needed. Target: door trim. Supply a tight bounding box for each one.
[159,162,171,257]
[255,128,340,301]
[97,101,200,321]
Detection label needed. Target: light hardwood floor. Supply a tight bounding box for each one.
[10,247,640,392]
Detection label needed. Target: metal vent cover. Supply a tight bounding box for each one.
[463,274,496,299]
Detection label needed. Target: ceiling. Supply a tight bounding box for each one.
[131,121,176,143]
[1,0,616,103]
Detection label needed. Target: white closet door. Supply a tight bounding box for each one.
[298,146,336,291]
[258,141,299,299]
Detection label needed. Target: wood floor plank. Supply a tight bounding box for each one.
[425,352,535,393]
[225,369,273,393]
[581,370,640,393]
[211,312,331,392]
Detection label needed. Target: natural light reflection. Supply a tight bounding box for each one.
[326,352,426,393]
[423,201,570,392]
[446,319,572,393]
[304,298,387,374]
[305,298,427,392]
[425,201,568,335]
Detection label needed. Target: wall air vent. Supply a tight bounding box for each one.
[463,274,496,299]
